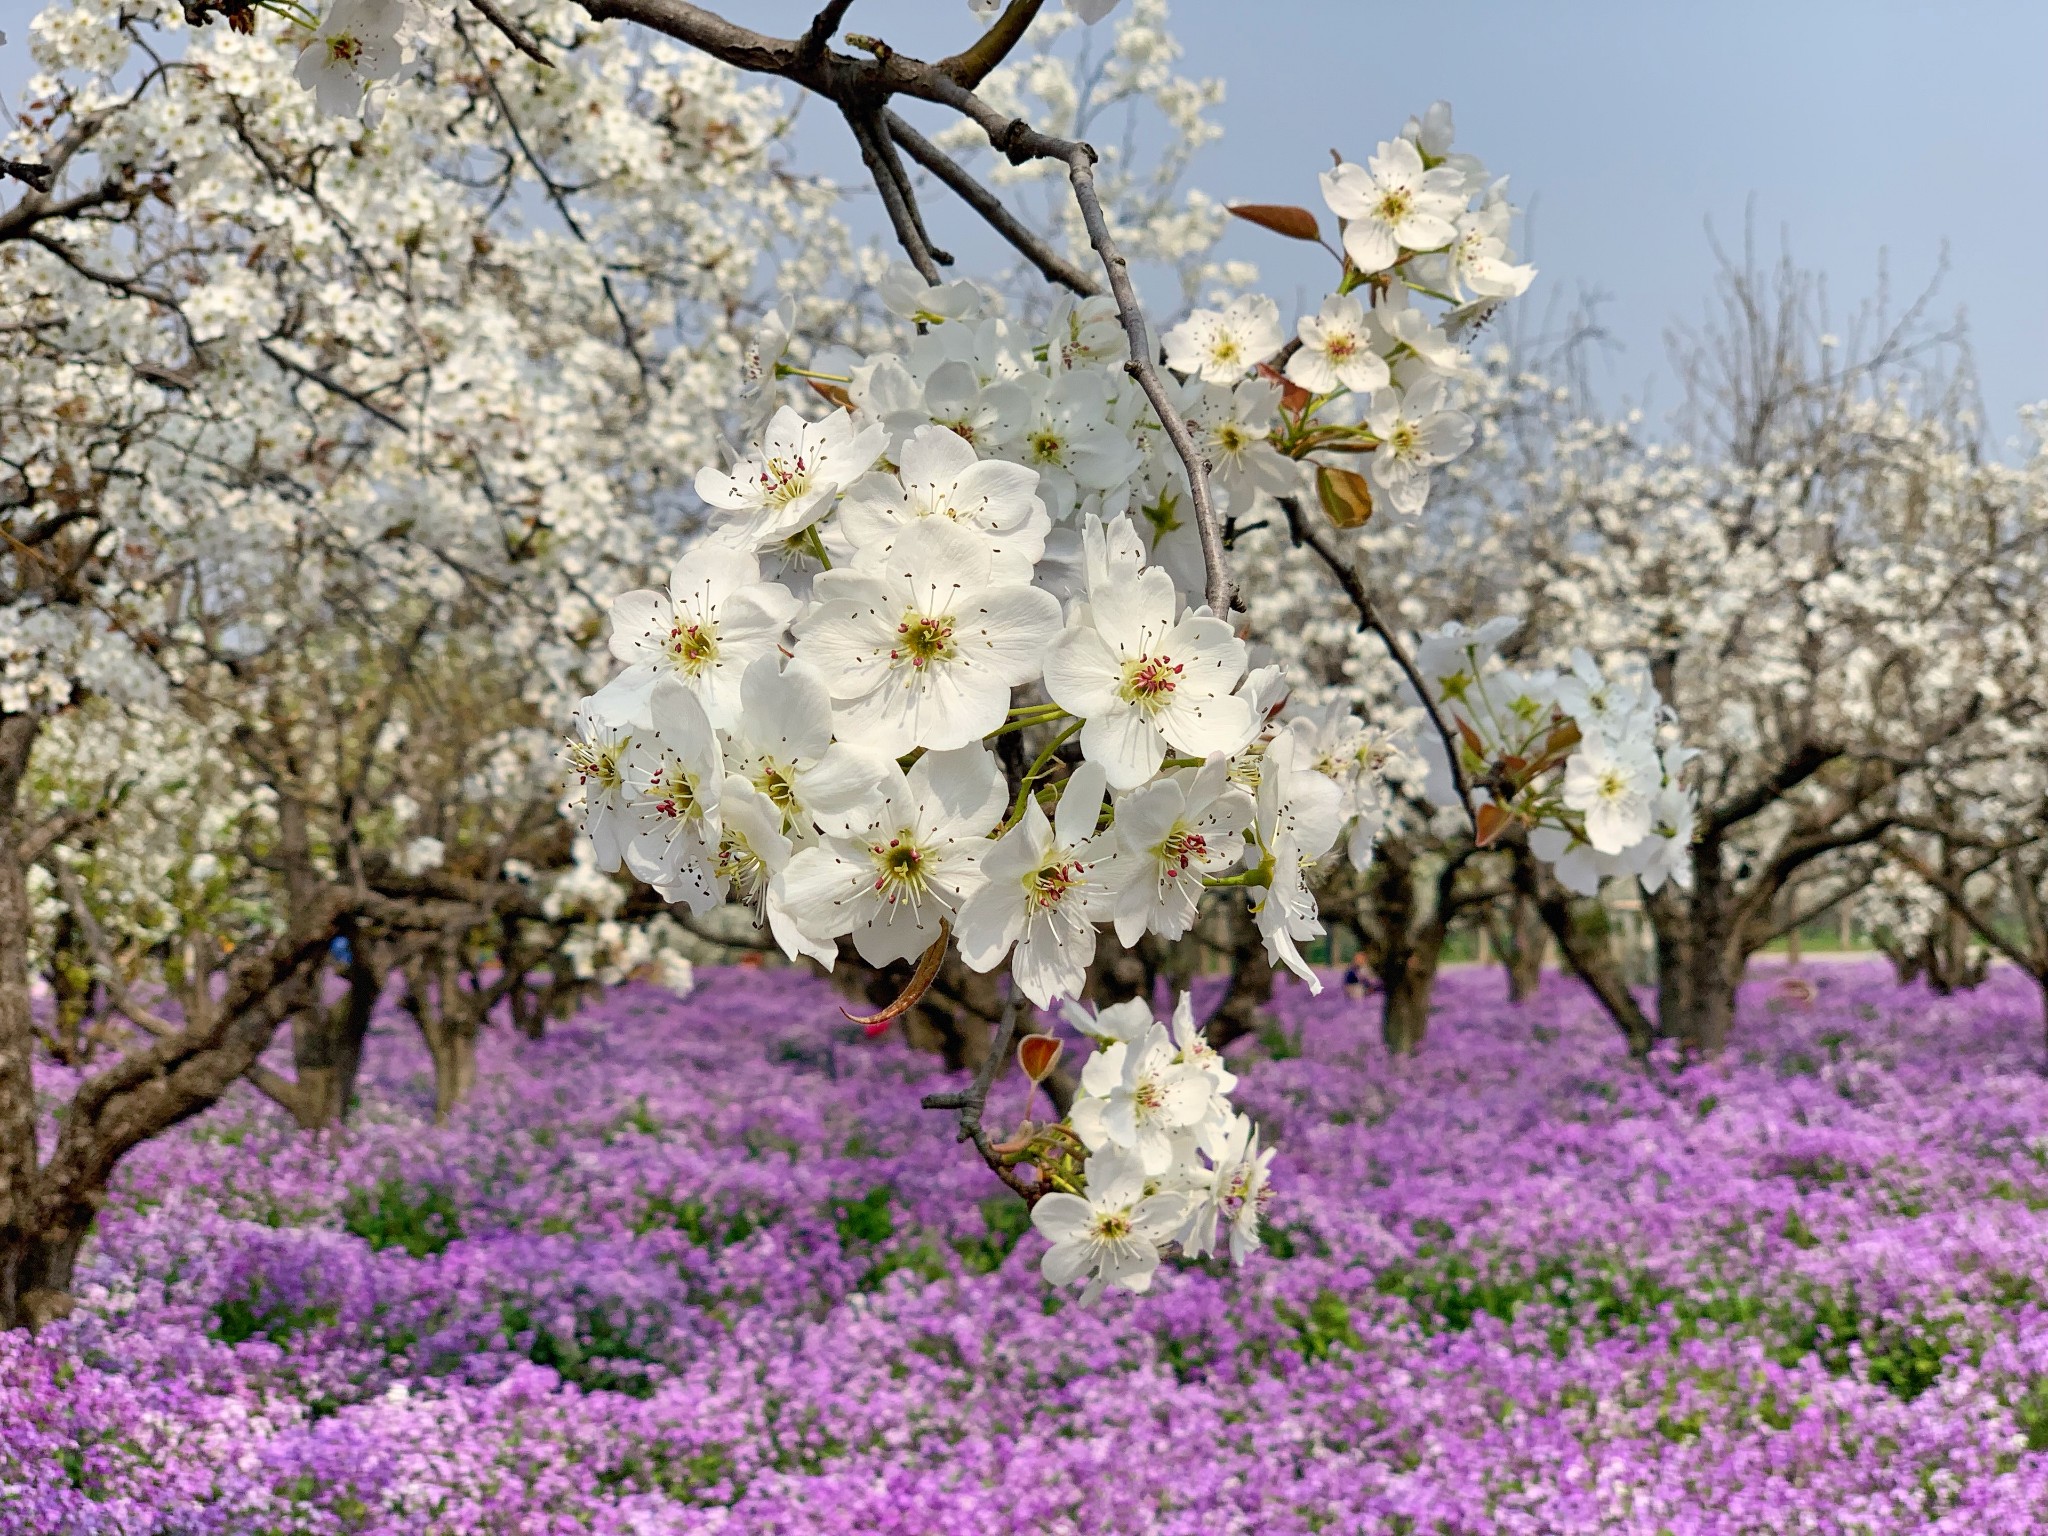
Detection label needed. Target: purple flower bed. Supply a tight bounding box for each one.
[8,962,2048,1533]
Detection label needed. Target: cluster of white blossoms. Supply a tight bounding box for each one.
[1030,993,1273,1298]
[563,293,1394,1006]
[1162,100,1535,525]
[1412,618,1698,895]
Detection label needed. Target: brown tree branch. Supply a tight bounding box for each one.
[1279,494,1479,835]
[465,0,556,67]
[883,111,1099,296]
[921,987,1035,1199]
[940,0,1044,87]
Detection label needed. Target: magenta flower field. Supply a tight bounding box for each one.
[9,963,2048,1534]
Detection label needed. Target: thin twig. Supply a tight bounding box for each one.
[465,0,555,67]
[455,15,648,378]
[796,0,857,66]
[260,341,408,432]
[1279,494,1479,834]
[883,110,1099,296]
[1064,146,1233,618]
[921,988,1035,1199]
[52,864,179,1038]
[940,0,1043,87]
[846,108,943,283]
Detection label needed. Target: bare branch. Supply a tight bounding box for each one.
[1279,494,1480,835]
[465,0,556,66]
[1063,146,1233,618]
[921,988,1035,1199]
[846,108,947,283]
[940,0,1044,88]
[883,110,1099,296]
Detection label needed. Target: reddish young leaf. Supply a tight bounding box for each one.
[1315,463,1375,529]
[1017,1034,1064,1084]
[807,377,854,410]
[1227,202,1322,242]
[1455,714,1487,761]
[1256,362,1312,414]
[1475,801,1508,847]
[843,925,948,1036]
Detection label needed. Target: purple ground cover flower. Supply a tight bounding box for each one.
[8,962,2048,1532]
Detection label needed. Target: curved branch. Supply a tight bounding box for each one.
[883,111,1099,296]
[1279,494,1479,835]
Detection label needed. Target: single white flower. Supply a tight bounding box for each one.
[1370,289,1470,380]
[773,746,1005,967]
[877,265,984,325]
[1108,754,1254,944]
[1043,561,1254,790]
[618,677,726,911]
[1211,1114,1275,1265]
[1447,199,1536,300]
[837,424,1051,582]
[1362,376,1474,517]
[599,544,800,729]
[694,405,885,550]
[1031,1144,1187,1301]
[1319,136,1467,274]
[294,0,409,118]
[955,762,1116,1006]
[1187,380,1299,511]
[564,696,636,873]
[1286,293,1391,396]
[1163,295,1283,384]
[1249,724,1344,990]
[988,369,1144,518]
[714,776,793,914]
[1637,784,1697,895]
[723,654,891,842]
[1562,737,1661,855]
[795,518,1062,755]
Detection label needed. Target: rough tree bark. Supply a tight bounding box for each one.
[1513,845,1658,1060]
[1495,891,1547,1003]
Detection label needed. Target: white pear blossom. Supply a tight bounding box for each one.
[1362,377,1475,517]
[694,406,886,550]
[723,655,889,843]
[565,698,636,873]
[774,747,1005,967]
[795,519,1062,755]
[1162,295,1283,384]
[1071,1022,1213,1175]
[1043,552,1255,790]
[955,763,1116,1005]
[294,0,409,118]
[618,678,727,911]
[1188,381,1300,511]
[1563,737,1663,855]
[1287,293,1392,397]
[1248,723,1345,989]
[838,425,1051,582]
[990,369,1144,518]
[600,544,801,729]
[1031,1144,1187,1301]
[1319,136,1467,274]
[1108,754,1254,943]
[1447,199,1536,300]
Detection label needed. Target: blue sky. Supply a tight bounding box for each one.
[7,0,2044,441]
